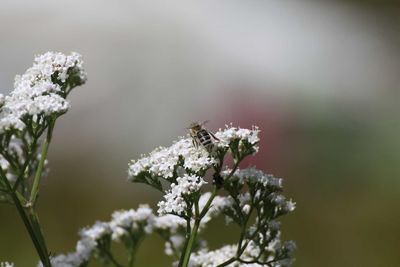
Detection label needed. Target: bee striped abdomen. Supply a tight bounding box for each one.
[197,129,213,148]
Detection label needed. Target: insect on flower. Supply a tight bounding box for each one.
[188,121,219,152]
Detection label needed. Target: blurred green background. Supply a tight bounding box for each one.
[1,0,399,266]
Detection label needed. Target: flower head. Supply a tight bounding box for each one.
[128,138,215,182]
[79,221,111,242]
[215,124,260,154]
[110,204,155,241]
[0,52,86,135]
[158,174,207,215]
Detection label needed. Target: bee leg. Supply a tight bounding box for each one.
[191,134,199,148]
[209,131,220,141]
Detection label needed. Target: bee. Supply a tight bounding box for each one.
[188,121,219,151]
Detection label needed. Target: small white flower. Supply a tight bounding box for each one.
[157,174,207,215]
[285,200,296,212]
[164,235,185,256]
[75,238,96,261]
[153,214,186,233]
[28,94,70,116]
[49,253,84,267]
[242,204,251,215]
[238,193,251,206]
[0,114,25,132]
[80,221,111,242]
[128,138,215,180]
[188,245,238,267]
[229,167,283,189]
[110,205,155,241]
[215,124,260,149]
[189,241,275,267]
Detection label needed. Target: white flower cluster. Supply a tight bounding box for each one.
[165,235,185,256]
[110,204,155,241]
[188,244,263,267]
[0,52,86,134]
[128,138,215,179]
[26,52,86,84]
[153,214,186,232]
[36,221,111,267]
[80,221,111,244]
[271,193,296,214]
[222,168,295,218]
[128,125,260,183]
[40,222,113,267]
[0,262,14,267]
[43,206,187,267]
[215,124,260,151]
[0,155,14,182]
[0,137,29,183]
[153,214,187,256]
[158,174,207,215]
[189,238,293,267]
[231,167,282,188]
[43,250,88,267]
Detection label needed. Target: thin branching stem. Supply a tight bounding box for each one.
[12,137,38,191]
[181,217,200,267]
[29,119,55,205]
[0,169,51,266]
[101,246,124,267]
[127,230,143,267]
[178,217,192,267]
[181,154,244,267]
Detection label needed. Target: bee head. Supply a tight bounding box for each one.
[187,121,209,132]
[189,122,202,131]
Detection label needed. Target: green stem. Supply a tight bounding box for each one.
[177,219,192,267]
[181,152,244,267]
[29,120,54,205]
[216,257,237,267]
[28,208,51,265]
[12,138,38,191]
[101,245,124,267]
[108,253,124,267]
[215,212,253,267]
[181,219,201,267]
[0,172,51,266]
[128,245,137,267]
[199,186,218,218]
[181,188,217,267]
[127,232,142,267]
[22,119,56,266]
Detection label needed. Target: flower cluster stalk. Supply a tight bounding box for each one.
[29,120,54,205]
[0,170,51,266]
[181,157,245,267]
